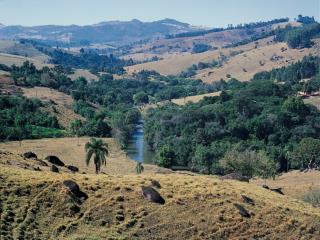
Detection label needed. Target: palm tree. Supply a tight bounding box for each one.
[85,138,109,174]
[135,162,144,174]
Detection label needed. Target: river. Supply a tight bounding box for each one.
[125,120,155,163]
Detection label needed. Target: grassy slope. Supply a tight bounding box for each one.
[20,87,83,129]
[126,38,319,83]
[0,149,319,240]
[0,137,168,175]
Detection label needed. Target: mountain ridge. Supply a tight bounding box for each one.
[0,18,203,46]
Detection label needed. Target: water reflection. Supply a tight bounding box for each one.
[126,120,155,163]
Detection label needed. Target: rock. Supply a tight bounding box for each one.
[234,203,251,218]
[241,195,255,205]
[45,156,65,166]
[116,195,124,202]
[66,165,79,172]
[50,165,59,173]
[270,187,284,195]
[141,186,165,204]
[23,152,37,159]
[63,180,88,202]
[35,159,48,166]
[262,185,284,195]
[151,180,161,189]
[219,173,249,182]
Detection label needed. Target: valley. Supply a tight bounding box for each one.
[0,9,320,240]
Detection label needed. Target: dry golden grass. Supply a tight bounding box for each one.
[69,69,99,81]
[171,91,221,105]
[251,170,320,198]
[0,151,319,239]
[305,96,320,110]
[0,137,167,175]
[126,38,319,83]
[0,52,51,69]
[21,87,83,128]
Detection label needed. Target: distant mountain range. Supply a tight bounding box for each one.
[0,19,202,46]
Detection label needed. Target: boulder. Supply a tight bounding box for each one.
[66,165,79,172]
[141,186,165,205]
[45,156,65,166]
[63,180,88,202]
[262,185,284,195]
[234,203,251,218]
[241,195,255,205]
[151,180,161,189]
[219,173,249,182]
[50,165,59,173]
[270,187,284,195]
[23,152,37,159]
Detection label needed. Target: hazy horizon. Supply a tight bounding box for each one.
[0,0,319,27]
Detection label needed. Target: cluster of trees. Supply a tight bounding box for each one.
[166,18,289,39]
[252,56,319,85]
[0,93,63,140]
[180,60,219,78]
[68,72,220,147]
[45,49,128,74]
[8,61,73,90]
[274,23,320,49]
[192,43,215,53]
[144,57,320,175]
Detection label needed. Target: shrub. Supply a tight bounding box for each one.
[303,188,320,207]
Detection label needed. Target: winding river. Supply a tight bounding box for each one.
[125,120,155,163]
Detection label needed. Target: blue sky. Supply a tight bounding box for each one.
[0,0,319,27]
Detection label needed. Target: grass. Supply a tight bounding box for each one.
[126,37,319,83]
[21,86,83,129]
[0,137,168,175]
[0,157,319,239]
[0,137,320,239]
[303,188,320,207]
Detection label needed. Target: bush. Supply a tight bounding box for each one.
[219,149,277,179]
[303,188,320,207]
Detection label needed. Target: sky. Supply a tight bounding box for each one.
[0,0,319,27]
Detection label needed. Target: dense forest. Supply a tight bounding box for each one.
[0,93,64,140]
[144,56,320,176]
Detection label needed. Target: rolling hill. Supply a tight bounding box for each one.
[126,37,319,83]
[0,148,319,239]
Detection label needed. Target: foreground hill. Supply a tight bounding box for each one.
[0,150,319,240]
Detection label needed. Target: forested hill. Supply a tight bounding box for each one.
[144,56,320,175]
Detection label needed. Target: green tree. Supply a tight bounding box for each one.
[85,138,109,174]
[133,91,149,105]
[219,149,276,179]
[156,144,175,168]
[135,162,144,174]
[289,138,320,169]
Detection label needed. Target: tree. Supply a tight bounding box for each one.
[135,162,144,174]
[156,144,175,168]
[85,138,109,174]
[219,149,276,179]
[70,119,83,146]
[289,138,320,169]
[133,91,149,105]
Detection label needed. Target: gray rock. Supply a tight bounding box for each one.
[234,203,251,218]
[45,155,65,166]
[50,165,59,173]
[141,186,165,204]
